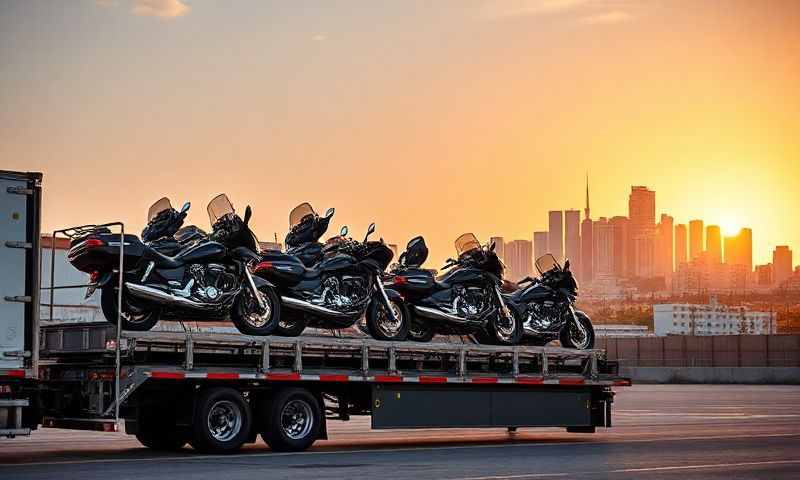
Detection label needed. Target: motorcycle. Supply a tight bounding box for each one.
[252,223,408,340]
[66,194,278,335]
[504,254,595,349]
[284,202,335,267]
[380,234,522,345]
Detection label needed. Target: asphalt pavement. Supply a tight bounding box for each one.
[2,385,799,479]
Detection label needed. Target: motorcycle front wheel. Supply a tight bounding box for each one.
[476,304,523,345]
[559,311,595,350]
[230,285,280,336]
[101,286,160,331]
[366,297,409,341]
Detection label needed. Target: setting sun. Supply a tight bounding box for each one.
[719,217,742,237]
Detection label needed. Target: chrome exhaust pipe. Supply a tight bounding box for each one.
[125,282,213,310]
[280,296,355,318]
[413,306,470,324]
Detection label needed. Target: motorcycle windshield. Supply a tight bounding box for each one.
[455,233,481,256]
[207,193,235,225]
[147,197,173,222]
[289,202,315,228]
[535,254,562,275]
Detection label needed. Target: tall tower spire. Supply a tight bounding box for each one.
[584,172,591,220]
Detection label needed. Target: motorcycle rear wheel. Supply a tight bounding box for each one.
[407,316,435,342]
[275,311,308,337]
[101,287,160,331]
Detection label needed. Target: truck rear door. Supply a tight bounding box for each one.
[0,171,41,373]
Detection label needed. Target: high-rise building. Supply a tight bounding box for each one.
[609,216,628,278]
[755,263,773,286]
[656,214,674,278]
[533,231,549,260]
[593,217,614,277]
[689,220,704,261]
[706,225,722,264]
[634,232,657,278]
[674,224,688,266]
[490,236,505,263]
[505,239,533,281]
[581,175,593,283]
[627,186,656,277]
[548,210,564,262]
[724,228,753,272]
[564,209,581,270]
[773,245,793,287]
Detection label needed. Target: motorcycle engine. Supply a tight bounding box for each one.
[320,275,368,311]
[452,286,489,318]
[526,300,566,332]
[190,264,238,301]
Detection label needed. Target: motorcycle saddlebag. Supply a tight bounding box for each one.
[67,233,145,273]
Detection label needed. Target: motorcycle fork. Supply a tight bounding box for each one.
[494,285,513,325]
[243,265,266,311]
[375,279,399,323]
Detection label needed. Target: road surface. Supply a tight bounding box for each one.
[2,385,799,479]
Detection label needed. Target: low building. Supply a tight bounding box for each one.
[653,298,776,336]
[594,324,649,337]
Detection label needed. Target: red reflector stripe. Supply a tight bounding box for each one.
[150,371,185,380]
[207,372,239,380]
[266,372,301,381]
[516,376,544,384]
[374,375,403,383]
[559,378,585,385]
[471,377,498,384]
[613,379,632,387]
[1,369,25,378]
[419,376,447,384]
[319,374,349,382]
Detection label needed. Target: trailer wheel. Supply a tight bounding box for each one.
[190,387,252,454]
[260,388,321,452]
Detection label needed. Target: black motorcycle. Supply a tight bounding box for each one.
[252,223,408,340]
[380,234,522,345]
[67,194,278,335]
[283,202,335,267]
[504,254,595,349]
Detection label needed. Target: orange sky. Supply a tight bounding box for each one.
[1,0,798,269]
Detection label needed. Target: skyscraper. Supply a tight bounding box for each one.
[593,217,615,277]
[580,175,593,283]
[773,245,793,287]
[505,239,533,281]
[634,232,657,278]
[548,210,564,262]
[610,216,628,278]
[628,186,656,277]
[533,231,549,260]
[706,225,722,264]
[674,224,688,266]
[564,209,581,268]
[490,237,505,263]
[657,214,674,278]
[724,228,753,272]
[689,219,704,260]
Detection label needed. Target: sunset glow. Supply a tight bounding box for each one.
[1,1,798,269]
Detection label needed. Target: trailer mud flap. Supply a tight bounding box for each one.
[371,384,592,429]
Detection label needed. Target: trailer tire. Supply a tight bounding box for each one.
[190,387,252,454]
[260,388,321,452]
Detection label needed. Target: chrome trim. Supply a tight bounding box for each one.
[140,261,155,282]
[375,281,398,322]
[125,282,215,309]
[281,296,356,318]
[413,305,470,324]
[244,267,266,310]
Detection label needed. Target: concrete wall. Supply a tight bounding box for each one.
[621,366,800,384]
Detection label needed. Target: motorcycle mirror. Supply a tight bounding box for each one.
[244,206,252,225]
[340,226,348,237]
[325,207,335,219]
[364,222,376,242]
[180,202,191,214]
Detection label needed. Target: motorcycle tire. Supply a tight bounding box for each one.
[230,286,280,336]
[407,317,435,343]
[366,297,409,341]
[559,310,595,350]
[275,311,308,337]
[101,286,160,331]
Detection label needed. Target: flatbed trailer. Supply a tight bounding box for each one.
[1,169,630,453]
